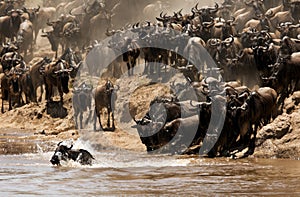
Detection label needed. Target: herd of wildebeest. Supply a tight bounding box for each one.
[1,0,300,158]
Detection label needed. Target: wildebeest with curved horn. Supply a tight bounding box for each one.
[0,9,23,43]
[41,59,72,104]
[50,141,95,166]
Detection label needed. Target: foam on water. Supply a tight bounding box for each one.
[4,138,192,169]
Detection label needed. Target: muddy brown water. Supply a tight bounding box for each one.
[1,129,300,195]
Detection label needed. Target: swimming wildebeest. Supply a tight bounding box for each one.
[50,141,95,166]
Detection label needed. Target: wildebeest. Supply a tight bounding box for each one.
[41,27,64,59]
[59,47,82,78]
[94,80,118,131]
[1,50,24,72]
[19,68,35,104]
[108,36,140,76]
[132,96,212,153]
[1,67,22,113]
[233,87,277,155]
[30,6,56,44]
[42,59,72,104]
[73,82,93,129]
[29,57,51,102]
[0,9,23,43]
[16,19,33,57]
[50,141,95,166]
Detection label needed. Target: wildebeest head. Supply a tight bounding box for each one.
[22,5,40,23]
[50,141,72,165]
[7,9,23,28]
[41,30,60,52]
[53,60,72,94]
[0,42,18,57]
[60,48,82,78]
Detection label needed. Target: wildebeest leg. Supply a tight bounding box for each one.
[34,28,39,44]
[57,85,64,104]
[107,107,111,128]
[45,81,50,103]
[149,61,154,74]
[99,111,104,130]
[131,59,136,76]
[126,62,130,76]
[111,112,115,131]
[1,97,4,113]
[8,95,12,111]
[79,112,83,129]
[74,110,79,129]
[85,109,92,126]
[126,62,132,76]
[96,108,104,130]
[246,124,258,156]
[143,57,148,74]
[93,108,97,131]
[38,84,43,102]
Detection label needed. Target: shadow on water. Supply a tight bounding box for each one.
[46,101,68,118]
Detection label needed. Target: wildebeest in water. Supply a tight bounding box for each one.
[50,141,95,166]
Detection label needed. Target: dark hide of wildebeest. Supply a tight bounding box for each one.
[50,141,95,166]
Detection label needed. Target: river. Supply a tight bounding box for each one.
[1,149,300,196]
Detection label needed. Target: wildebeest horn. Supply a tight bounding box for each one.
[170,80,175,88]
[236,49,244,58]
[239,104,248,111]
[177,66,187,71]
[57,141,62,146]
[178,8,183,16]
[190,100,203,107]
[259,45,268,50]
[208,38,220,46]
[7,9,13,15]
[16,9,23,15]
[105,28,113,36]
[156,17,164,22]
[195,3,199,11]
[224,36,234,44]
[190,100,211,107]
[290,24,300,28]
[160,11,163,18]
[69,8,75,16]
[191,7,196,17]
[245,0,254,5]
[68,145,73,150]
[265,10,274,17]
[186,65,195,69]
[210,2,219,13]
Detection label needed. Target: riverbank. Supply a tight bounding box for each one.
[1,77,300,159]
